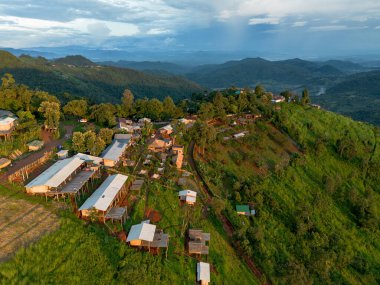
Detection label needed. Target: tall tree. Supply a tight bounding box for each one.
[63,100,88,118]
[301,88,311,106]
[121,89,134,117]
[162,96,178,120]
[38,101,60,130]
[89,103,116,126]
[99,128,114,144]
[72,132,86,153]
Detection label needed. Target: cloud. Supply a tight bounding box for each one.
[293,21,307,27]
[249,17,280,25]
[310,25,368,31]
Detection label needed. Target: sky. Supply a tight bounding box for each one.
[1,0,380,60]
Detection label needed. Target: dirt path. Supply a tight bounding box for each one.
[0,125,73,183]
[187,140,268,284]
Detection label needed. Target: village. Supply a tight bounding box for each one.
[0,107,271,284]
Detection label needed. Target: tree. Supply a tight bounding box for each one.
[121,89,134,117]
[162,96,178,120]
[198,102,215,121]
[280,90,292,102]
[72,132,86,152]
[90,103,116,126]
[301,88,310,105]
[38,101,60,130]
[255,85,265,97]
[146,99,163,121]
[63,100,88,118]
[99,128,114,144]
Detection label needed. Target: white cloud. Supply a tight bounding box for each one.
[293,21,307,27]
[310,25,369,31]
[249,17,280,25]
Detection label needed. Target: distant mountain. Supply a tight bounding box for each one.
[315,70,380,125]
[186,57,346,91]
[0,51,202,103]
[100,60,191,75]
[54,55,96,67]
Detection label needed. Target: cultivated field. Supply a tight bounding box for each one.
[0,186,59,262]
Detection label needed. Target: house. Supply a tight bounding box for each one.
[178,118,195,127]
[172,153,184,169]
[138,118,151,125]
[127,222,169,253]
[101,134,132,167]
[147,138,173,152]
[233,132,246,139]
[0,110,17,140]
[158,124,173,136]
[117,118,134,133]
[271,95,286,103]
[0,158,11,169]
[178,190,197,205]
[188,229,210,255]
[236,205,250,215]
[27,140,44,151]
[79,174,128,220]
[197,262,211,285]
[25,157,85,194]
[79,118,88,123]
[57,150,69,159]
[130,179,144,191]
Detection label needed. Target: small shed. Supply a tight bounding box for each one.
[236,205,250,216]
[197,262,211,285]
[57,150,69,159]
[178,190,197,205]
[27,140,44,151]
[130,179,144,191]
[233,132,246,139]
[127,222,156,246]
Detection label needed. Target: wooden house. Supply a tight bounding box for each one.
[57,150,69,159]
[0,110,17,140]
[147,138,172,152]
[127,222,169,254]
[27,140,44,151]
[101,134,132,167]
[188,229,210,255]
[158,124,173,136]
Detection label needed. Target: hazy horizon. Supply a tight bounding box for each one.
[1,0,380,63]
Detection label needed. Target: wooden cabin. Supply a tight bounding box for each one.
[188,229,210,255]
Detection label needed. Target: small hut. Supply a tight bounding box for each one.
[178,190,197,205]
[197,262,211,285]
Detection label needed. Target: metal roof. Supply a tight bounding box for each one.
[178,190,197,197]
[127,222,156,242]
[102,142,127,162]
[26,157,84,188]
[0,116,16,125]
[101,138,130,162]
[197,262,210,282]
[79,174,128,212]
[75,153,103,165]
[236,205,250,213]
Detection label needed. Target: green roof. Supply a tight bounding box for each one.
[236,205,250,213]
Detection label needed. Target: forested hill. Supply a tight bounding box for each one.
[185,57,350,89]
[0,51,202,104]
[316,70,380,125]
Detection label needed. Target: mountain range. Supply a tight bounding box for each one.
[0,51,202,104]
[0,49,379,125]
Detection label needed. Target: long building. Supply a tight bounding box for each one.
[101,134,132,167]
[25,157,85,194]
[79,174,128,219]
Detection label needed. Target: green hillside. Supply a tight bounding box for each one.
[0,51,202,104]
[196,104,380,284]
